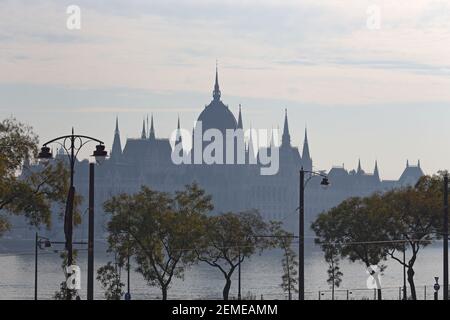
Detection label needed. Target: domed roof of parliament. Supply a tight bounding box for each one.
[197,67,237,133]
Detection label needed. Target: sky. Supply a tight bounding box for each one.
[1,0,450,179]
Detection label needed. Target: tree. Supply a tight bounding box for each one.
[312,176,444,300]
[312,194,391,300]
[97,260,125,300]
[324,244,343,300]
[195,210,271,300]
[104,183,213,300]
[383,175,443,300]
[269,221,298,300]
[0,117,73,236]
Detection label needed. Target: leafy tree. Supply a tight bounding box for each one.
[312,194,391,300]
[313,176,444,300]
[0,117,74,236]
[97,260,125,300]
[383,174,443,300]
[195,210,271,300]
[104,183,213,300]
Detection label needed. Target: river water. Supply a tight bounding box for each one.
[0,239,445,300]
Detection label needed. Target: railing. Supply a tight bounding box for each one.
[304,285,440,300]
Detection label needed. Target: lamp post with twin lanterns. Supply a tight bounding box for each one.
[37,128,107,300]
[299,167,330,300]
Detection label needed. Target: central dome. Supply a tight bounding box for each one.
[196,67,237,133]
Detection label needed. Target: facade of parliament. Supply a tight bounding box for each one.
[15,69,424,238]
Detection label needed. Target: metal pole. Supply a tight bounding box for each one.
[34,232,38,300]
[444,174,449,300]
[299,168,305,300]
[87,163,95,300]
[66,131,76,300]
[68,131,75,266]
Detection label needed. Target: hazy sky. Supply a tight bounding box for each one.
[1,0,450,179]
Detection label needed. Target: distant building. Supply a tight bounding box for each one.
[12,68,424,239]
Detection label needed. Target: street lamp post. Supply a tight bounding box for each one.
[87,162,95,300]
[37,128,107,299]
[444,174,449,300]
[299,167,329,300]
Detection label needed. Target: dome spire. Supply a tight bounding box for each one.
[213,61,221,101]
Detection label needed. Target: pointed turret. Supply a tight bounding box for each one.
[175,116,182,144]
[357,158,363,174]
[418,159,421,168]
[149,114,156,141]
[237,104,243,129]
[374,160,380,181]
[141,118,146,139]
[302,128,311,160]
[406,159,409,168]
[282,109,291,147]
[301,127,312,171]
[112,116,122,161]
[212,62,221,101]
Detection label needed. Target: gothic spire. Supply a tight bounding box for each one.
[282,108,291,146]
[213,61,221,101]
[374,160,380,180]
[149,114,155,140]
[141,118,146,139]
[112,116,122,160]
[237,104,243,129]
[357,158,362,174]
[302,127,310,160]
[175,115,182,144]
[115,116,119,133]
